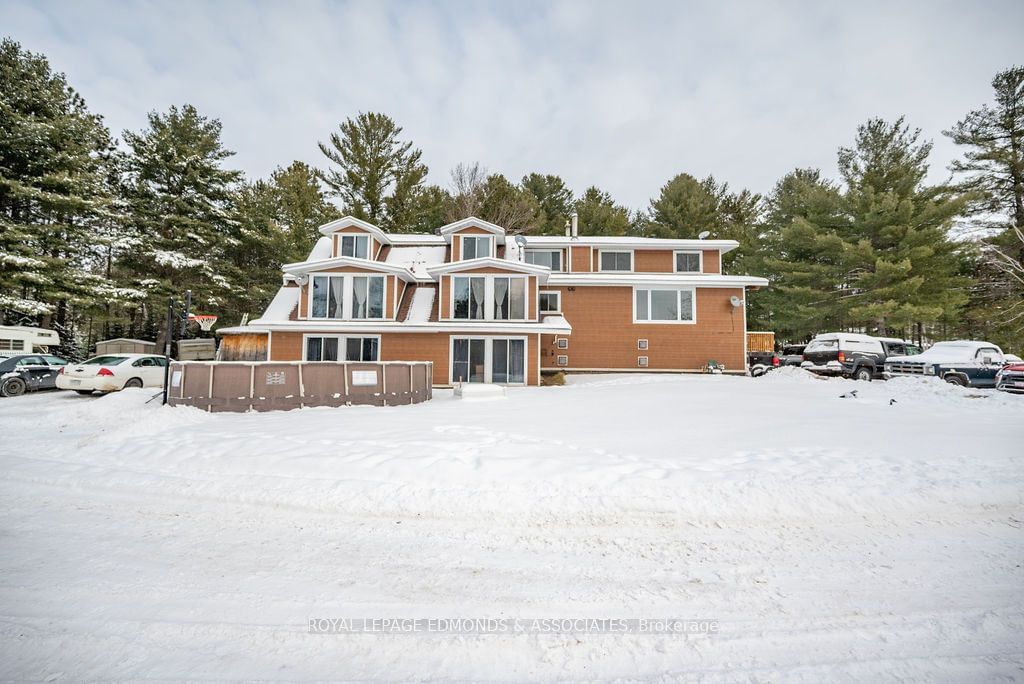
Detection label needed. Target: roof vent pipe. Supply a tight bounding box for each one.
[564,219,571,237]
[571,211,578,239]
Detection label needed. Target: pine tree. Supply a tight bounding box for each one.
[946,66,1024,348]
[647,173,729,238]
[521,173,574,235]
[757,169,853,340]
[0,38,120,332]
[318,112,427,230]
[838,117,969,336]
[120,104,243,323]
[573,186,632,236]
[269,161,340,260]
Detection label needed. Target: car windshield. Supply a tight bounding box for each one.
[82,356,128,366]
[805,339,838,352]
[783,345,805,354]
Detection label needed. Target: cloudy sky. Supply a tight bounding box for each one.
[5,0,1022,210]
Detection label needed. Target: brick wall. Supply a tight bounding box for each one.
[269,331,541,386]
[539,285,745,371]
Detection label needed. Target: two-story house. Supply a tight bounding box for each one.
[217,216,768,385]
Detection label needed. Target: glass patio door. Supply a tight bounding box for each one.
[452,338,486,383]
[491,338,525,384]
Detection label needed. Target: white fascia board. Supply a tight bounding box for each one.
[547,274,769,288]
[438,216,507,238]
[316,216,391,245]
[231,320,573,335]
[523,236,740,254]
[425,257,550,281]
[281,256,416,282]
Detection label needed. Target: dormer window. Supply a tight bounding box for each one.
[340,234,370,259]
[461,235,492,260]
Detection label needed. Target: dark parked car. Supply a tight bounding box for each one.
[780,344,807,367]
[0,354,69,396]
[886,341,1006,388]
[801,333,916,381]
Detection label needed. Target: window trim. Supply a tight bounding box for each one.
[448,335,529,385]
[459,234,494,260]
[597,249,633,272]
[307,273,387,320]
[302,334,381,362]
[556,354,568,367]
[638,356,649,367]
[538,290,562,314]
[338,233,370,260]
[637,339,649,350]
[524,249,563,272]
[450,274,530,321]
[632,287,697,324]
[556,338,569,350]
[673,250,703,273]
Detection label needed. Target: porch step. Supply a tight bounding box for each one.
[453,383,506,401]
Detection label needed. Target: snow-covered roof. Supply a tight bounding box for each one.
[522,236,740,253]
[281,256,416,282]
[387,234,445,245]
[426,257,551,282]
[307,236,332,261]
[317,217,391,245]
[385,245,447,279]
[405,287,436,323]
[251,286,299,324]
[439,217,506,243]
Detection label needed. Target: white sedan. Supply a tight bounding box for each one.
[56,354,169,394]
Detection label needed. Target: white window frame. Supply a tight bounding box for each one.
[308,273,387,321]
[448,335,529,385]
[637,339,649,350]
[460,234,494,260]
[598,249,633,272]
[302,334,381,362]
[450,274,529,321]
[638,356,649,367]
[524,250,563,272]
[538,290,561,314]
[673,250,703,273]
[556,338,569,349]
[632,287,697,324]
[556,354,568,367]
[338,234,370,259]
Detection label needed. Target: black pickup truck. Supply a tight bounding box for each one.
[801,333,918,381]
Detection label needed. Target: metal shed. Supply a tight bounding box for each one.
[95,338,157,355]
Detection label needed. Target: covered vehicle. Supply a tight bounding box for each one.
[995,361,1024,394]
[55,353,169,394]
[800,333,913,381]
[0,354,69,397]
[885,341,1005,388]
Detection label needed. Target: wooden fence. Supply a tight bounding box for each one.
[166,360,432,412]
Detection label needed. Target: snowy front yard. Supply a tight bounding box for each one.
[0,372,1021,680]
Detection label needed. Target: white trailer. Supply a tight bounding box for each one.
[0,326,61,357]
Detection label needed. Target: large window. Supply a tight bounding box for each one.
[539,291,561,313]
[305,335,380,361]
[600,251,632,271]
[452,337,525,384]
[311,275,384,319]
[493,277,526,320]
[453,276,486,319]
[634,288,695,323]
[675,251,702,273]
[453,275,527,320]
[340,234,369,259]
[461,235,492,260]
[524,250,562,271]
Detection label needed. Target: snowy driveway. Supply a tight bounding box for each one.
[0,372,1022,680]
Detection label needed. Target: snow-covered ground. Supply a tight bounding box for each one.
[0,371,1021,681]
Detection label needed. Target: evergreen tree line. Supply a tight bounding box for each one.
[1,37,1021,358]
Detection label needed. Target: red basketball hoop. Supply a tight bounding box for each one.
[189,314,218,332]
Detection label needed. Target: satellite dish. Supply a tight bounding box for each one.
[698,231,711,240]
[729,295,743,308]
[514,235,527,247]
